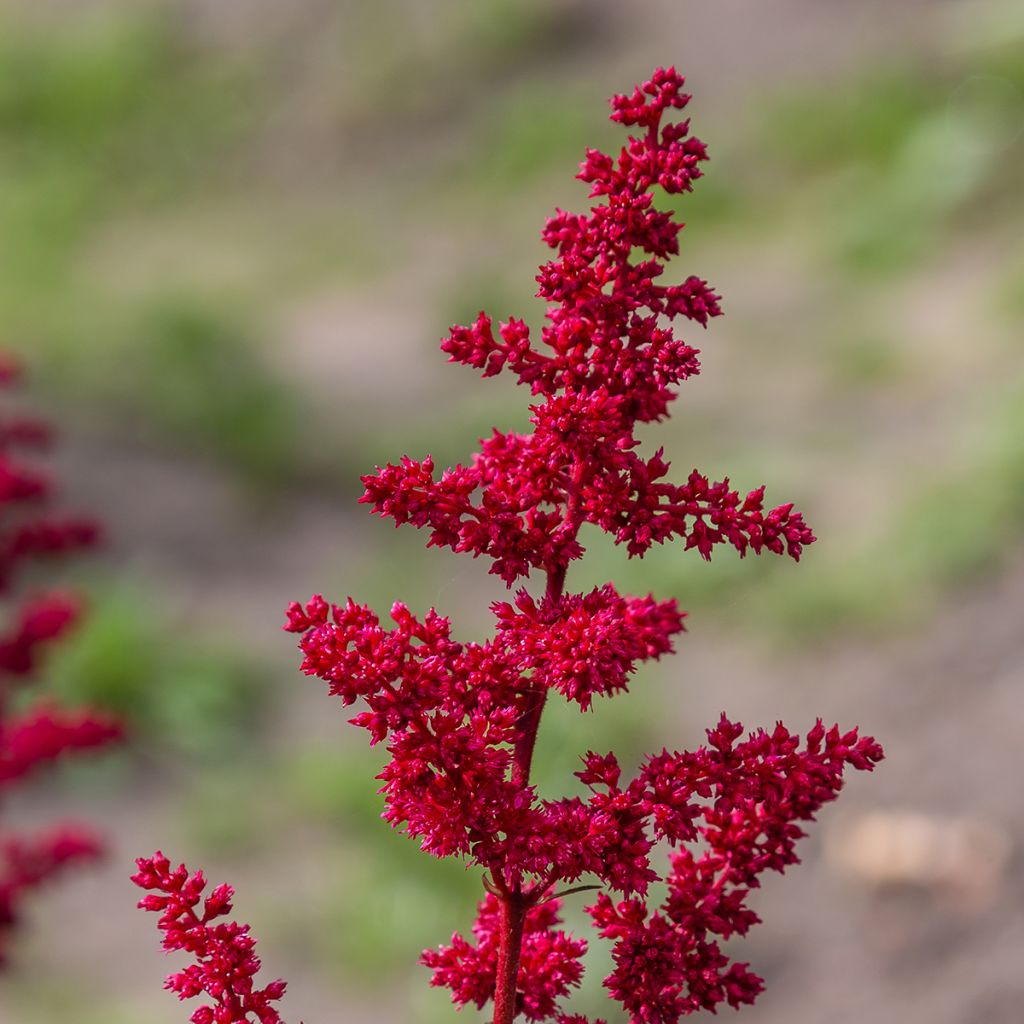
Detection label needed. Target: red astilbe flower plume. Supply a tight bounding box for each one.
[0,358,120,964]
[285,68,881,1024]
[133,852,288,1024]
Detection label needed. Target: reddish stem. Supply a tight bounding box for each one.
[511,685,547,790]
[492,892,528,1024]
[493,472,578,1024]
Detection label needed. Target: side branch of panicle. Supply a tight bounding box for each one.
[0,703,121,783]
[0,593,81,675]
[492,585,685,709]
[587,717,884,1022]
[132,852,288,1024]
[0,374,99,590]
[283,594,538,868]
[413,716,881,1023]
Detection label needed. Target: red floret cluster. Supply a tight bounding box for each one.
[422,894,587,1023]
[0,358,120,964]
[587,716,882,1021]
[132,852,287,1024]
[363,69,811,589]
[279,68,881,1023]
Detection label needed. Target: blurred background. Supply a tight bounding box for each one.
[2,0,1023,1021]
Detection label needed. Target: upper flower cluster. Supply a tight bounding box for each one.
[0,359,120,964]
[361,66,813,587]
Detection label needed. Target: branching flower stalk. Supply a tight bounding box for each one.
[0,356,120,964]
[132,853,288,1024]
[135,68,882,1024]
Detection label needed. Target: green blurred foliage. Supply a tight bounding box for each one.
[342,0,580,128]
[0,12,252,305]
[996,257,1024,321]
[764,381,1024,639]
[759,40,1024,273]
[42,587,271,757]
[184,762,286,856]
[126,300,301,485]
[566,369,1024,649]
[825,330,908,389]
[0,13,314,484]
[763,70,934,173]
[0,12,335,488]
[531,678,658,798]
[460,83,598,196]
[4,979,141,1024]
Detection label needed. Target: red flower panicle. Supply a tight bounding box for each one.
[132,852,287,1024]
[279,68,881,1023]
[0,359,119,964]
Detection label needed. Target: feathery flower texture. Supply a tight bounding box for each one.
[137,68,881,1024]
[280,68,883,1023]
[282,68,883,1023]
[133,852,287,1024]
[0,358,120,963]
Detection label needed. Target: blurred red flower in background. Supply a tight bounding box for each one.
[0,358,120,964]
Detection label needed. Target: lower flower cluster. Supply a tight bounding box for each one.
[132,853,287,1024]
[421,894,586,1022]
[420,715,882,1022]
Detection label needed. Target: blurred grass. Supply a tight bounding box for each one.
[0,12,253,307]
[41,585,272,758]
[825,328,909,390]
[342,0,586,129]
[0,11,378,489]
[455,83,601,198]
[185,745,486,985]
[995,250,1024,321]
[3,5,1019,490]
[289,749,480,982]
[0,12,311,484]
[755,40,1024,274]
[16,306,315,490]
[4,980,142,1024]
[115,300,301,486]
